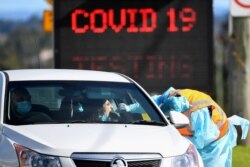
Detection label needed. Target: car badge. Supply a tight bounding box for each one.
[110,157,128,167]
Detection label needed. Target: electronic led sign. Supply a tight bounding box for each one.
[54,0,213,93]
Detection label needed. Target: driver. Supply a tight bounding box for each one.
[10,87,52,124]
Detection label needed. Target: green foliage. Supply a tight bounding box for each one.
[0,18,52,70]
[233,146,250,167]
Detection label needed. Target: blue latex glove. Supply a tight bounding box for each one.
[228,115,250,140]
[118,103,144,114]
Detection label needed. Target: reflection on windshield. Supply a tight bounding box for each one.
[6,81,166,126]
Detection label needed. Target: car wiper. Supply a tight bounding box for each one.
[36,122,57,124]
[128,120,166,126]
[66,120,87,124]
[52,120,88,124]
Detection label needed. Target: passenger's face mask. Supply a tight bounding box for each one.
[160,96,190,114]
[74,103,84,112]
[16,101,31,114]
[100,114,108,121]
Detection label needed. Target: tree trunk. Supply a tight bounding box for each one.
[230,17,250,145]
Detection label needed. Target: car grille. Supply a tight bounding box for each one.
[73,159,160,167]
[71,153,162,167]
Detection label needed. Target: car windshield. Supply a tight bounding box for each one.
[5,81,166,126]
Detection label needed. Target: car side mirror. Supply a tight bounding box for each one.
[169,111,189,129]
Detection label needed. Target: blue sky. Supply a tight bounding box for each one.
[0,0,51,12]
[0,0,51,20]
[213,0,230,17]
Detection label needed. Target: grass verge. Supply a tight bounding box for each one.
[233,146,250,167]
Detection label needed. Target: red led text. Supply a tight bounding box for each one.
[72,55,192,80]
[71,8,157,33]
[71,7,196,34]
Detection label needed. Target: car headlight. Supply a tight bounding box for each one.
[14,144,61,167]
[170,144,199,167]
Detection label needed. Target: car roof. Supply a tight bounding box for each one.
[3,69,131,83]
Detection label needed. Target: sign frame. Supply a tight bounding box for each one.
[54,0,214,94]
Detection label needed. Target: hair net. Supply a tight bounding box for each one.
[151,87,176,106]
[160,96,190,113]
[162,87,176,97]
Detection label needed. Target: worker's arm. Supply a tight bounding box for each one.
[187,107,220,150]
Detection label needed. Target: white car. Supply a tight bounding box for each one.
[0,69,203,167]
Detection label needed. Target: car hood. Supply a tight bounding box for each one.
[3,124,189,157]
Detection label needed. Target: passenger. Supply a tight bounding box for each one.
[59,90,85,120]
[72,90,84,113]
[60,90,85,113]
[152,87,250,167]
[92,99,119,122]
[10,87,52,124]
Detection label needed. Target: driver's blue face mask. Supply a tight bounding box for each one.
[16,101,31,114]
[160,96,190,114]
